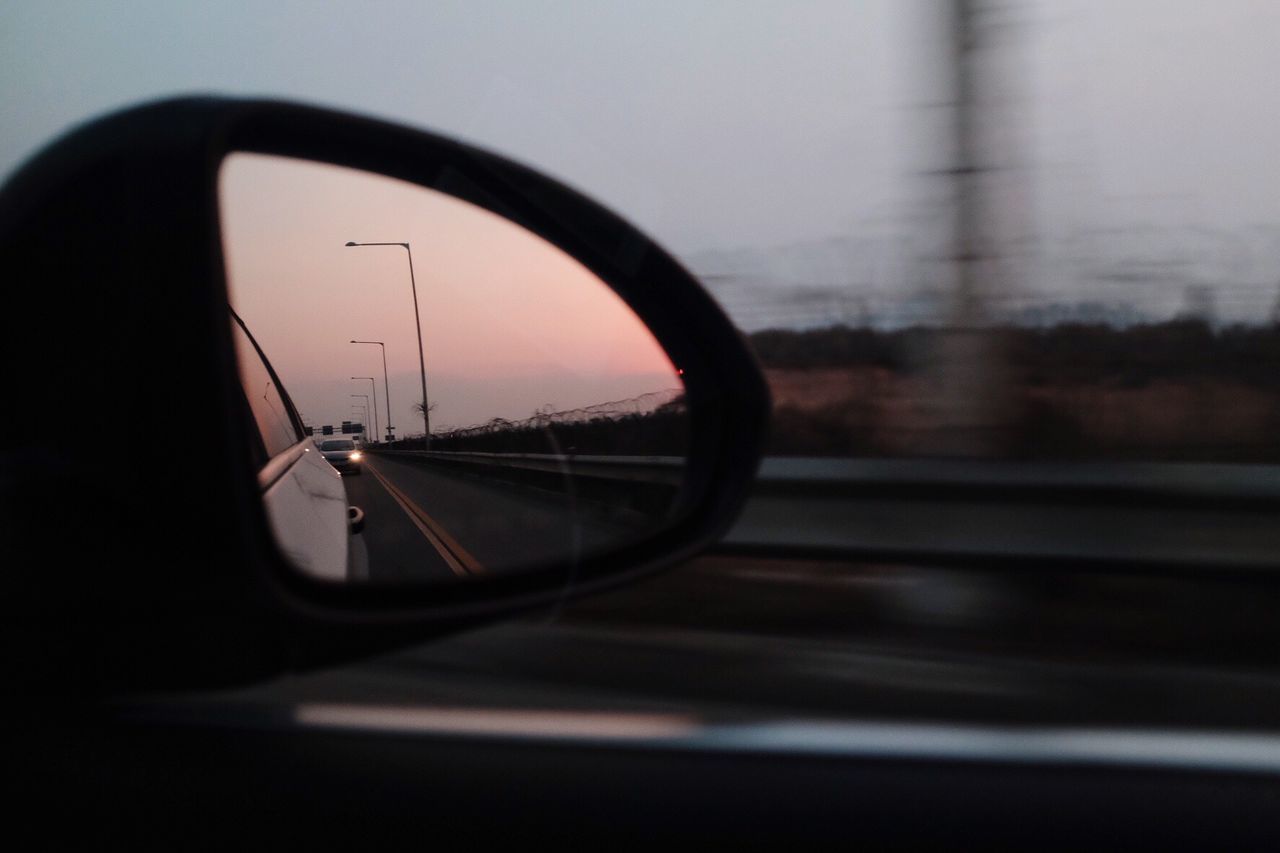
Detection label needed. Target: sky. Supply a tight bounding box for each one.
[221,154,678,434]
[5,1,1280,330]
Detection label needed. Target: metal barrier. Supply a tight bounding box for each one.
[374,449,686,485]
[367,451,1280,567]
[370,449,686,521]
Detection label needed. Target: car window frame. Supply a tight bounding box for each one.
[230,309,307,469]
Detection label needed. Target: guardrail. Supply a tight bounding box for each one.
[375,449,685,485]
[373,451,1280,497]
[367,451,1280,569]
[370,449,685,521]
[733,458,1280,570]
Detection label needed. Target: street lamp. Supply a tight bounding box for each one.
[350,378,379,444]
[350,340,392,442]
[350,395,371,440]
[345,241,431,448]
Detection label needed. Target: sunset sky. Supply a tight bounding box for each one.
[220,153,680,436]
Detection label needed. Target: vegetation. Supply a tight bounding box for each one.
[750,320,1280,388]
[750,320,1280,461]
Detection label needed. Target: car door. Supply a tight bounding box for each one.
[230,311,357,582]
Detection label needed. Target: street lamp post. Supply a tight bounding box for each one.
[346,241,431,448]
[350,340,392,442]
[350,395,371,440]
[351,378,379,444]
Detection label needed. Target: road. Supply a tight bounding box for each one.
[142,550,1280,731]
[342,453,634,582]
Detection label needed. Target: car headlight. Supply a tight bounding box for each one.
[349,451,363,460]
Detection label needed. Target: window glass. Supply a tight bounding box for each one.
[8,2,1280,468]
[231,317,300,459]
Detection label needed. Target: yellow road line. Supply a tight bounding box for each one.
[365,459,486,577]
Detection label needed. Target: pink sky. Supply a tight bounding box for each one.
[219,153,680,434]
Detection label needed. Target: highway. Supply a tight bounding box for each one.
[342,453,637,582]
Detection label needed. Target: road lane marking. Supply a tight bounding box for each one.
[365,464,471,577]
[365,459,486,577]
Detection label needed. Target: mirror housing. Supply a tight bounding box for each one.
[0,97,769,694]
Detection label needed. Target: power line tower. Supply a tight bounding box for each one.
[925,0,1025,455]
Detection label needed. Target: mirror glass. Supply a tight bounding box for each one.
[219,153,688,584]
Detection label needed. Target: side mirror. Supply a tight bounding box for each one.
[0,97,769,693]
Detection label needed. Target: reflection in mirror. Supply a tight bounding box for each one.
[220,153,688,585]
